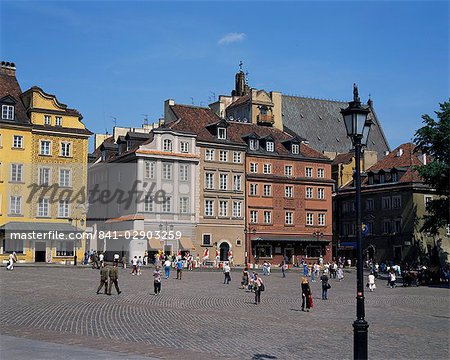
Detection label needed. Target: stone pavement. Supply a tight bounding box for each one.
[0,267,449,360]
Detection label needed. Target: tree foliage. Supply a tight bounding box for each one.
[413,99,450,234]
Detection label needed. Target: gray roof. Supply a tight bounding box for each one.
[0,221,82,232]
[282,95,390,158]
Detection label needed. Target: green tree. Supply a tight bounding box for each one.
[413,99,450,234]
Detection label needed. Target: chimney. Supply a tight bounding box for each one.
[396,148,404,157]
[0,61,16,76]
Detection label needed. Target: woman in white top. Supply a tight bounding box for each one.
[164,259,171,279]
[368,273,376,291]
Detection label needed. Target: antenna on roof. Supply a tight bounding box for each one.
[210,91,216,102]
[110,116,117,127]
[141,114,149,126]
[239,60,243,71]
[190,97,194,105]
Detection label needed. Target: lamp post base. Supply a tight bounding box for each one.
[353,319,369,360]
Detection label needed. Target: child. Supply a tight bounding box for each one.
[153,266,162,295]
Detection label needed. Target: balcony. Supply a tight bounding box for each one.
[257,114,274,125]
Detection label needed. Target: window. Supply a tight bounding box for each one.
[306,245,321,258]
[11,164,23,182]
[383,220,391,234]
[233,174,242,191]
[368,176,374,185]
[56,240,74,256]
[218,127,227,140]
[58,200,69,218]
[285,165,293,176]
[44,115,51,125]
[285,186,293,198]
[180,141,189,153]
[10,196,21,214]
[306,213,314,226]
[394,219,402,234]
[219,150,228,162]
[163,139,172,152]
[366,222,374,235]
[249,183,258,196]
[219,173,228,190]
[317,168,325,178]
[144,195,153,212]
[306,187,313,199]
[255,245,272,258]
[144,161,155,179]
[60,142,71,157]
[202,234,212,246]
[39,167,50,186]
[263,163,272,174]
[382,197,391,209]
[249,139,259,150]
[318,213,326,226]
[12,135,23,148]
[249,163,258,173]
[59,169,71,187]
[205,149,214,161]
[179,164,189,181]
[285,211,293,225]
[4,238,23,253]
[379,173,385,184]
[204,200,214,216]
[263,184,271,197]
[126,140,131,151]
[305,167,313,177]
[292,144,299,154]
[366,199,374,211]
[2,105,14,120]
[392,196,401,209]
[40,140,51,155]
[250,210,258,223]
[162,196,172,212]
[266,141,274,152]
[37,198,49,217]
[391,172,398,182]
[205,173,214,189]
[162,163,172,180]
[264,211,272,224]
[219,201,228,217]
[179,197,189,214]
[232,201,242,218]
[233,151,242,163]
[317,188,325,199]
[55,116,62,126]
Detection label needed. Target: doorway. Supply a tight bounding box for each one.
[35,241,46,262]
[219,242,229,262]
[284,248,294,263]
[393,245,402,263]
[367,246,375,261]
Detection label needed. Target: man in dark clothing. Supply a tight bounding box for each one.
[107,263,121,295]
[320,273,330,300]
[96,263,109,294]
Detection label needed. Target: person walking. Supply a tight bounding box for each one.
[388,270,396,288]
[122,255,127,269]
[107,263,121,295]
[254,273,264,305]
[92,251,99,269]
[164,258,171,279]
[98,252,104,267]
[337,266,344,281]
[6,252,16,270]
[301,277,312,312]
[96,263,109,294]
[368,272,376,292]
[113,253,120,266]
[131,256,138,275]
[281,262,288,278]
[176,258,183,280]
[320,273,330,300]
[137,256,143,276]
[223,262,231,284]
[153,266,162,295]
[241,267,249,288]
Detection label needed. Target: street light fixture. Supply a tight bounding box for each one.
[341,83,372,360]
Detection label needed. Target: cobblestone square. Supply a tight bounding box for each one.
[0,266,449,360]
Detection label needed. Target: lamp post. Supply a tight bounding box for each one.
[69,217,85,266]
[313,231,324,259]
[341,84,372,360]
[159,222,174,255]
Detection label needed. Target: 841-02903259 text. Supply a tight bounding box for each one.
[97,230,182,241]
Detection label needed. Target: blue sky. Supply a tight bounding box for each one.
[1,1,448,151]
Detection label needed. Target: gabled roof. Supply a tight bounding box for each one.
[282,95,390,158]
[331,152,354,165]
[0,72,30,125]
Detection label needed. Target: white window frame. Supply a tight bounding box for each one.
[285,211,293,225]
[233,174,242,191]
[263,184,272,197]
[44,115,51,125]
[180,141,189,153]
[39,167,51,186]
[249,163,258,173]
[264,211,272,224]
[144,161,155,179]
[55,116,62,126]
[249,183,258,196]
[232,201,242,218]
[11,163,23,182]
[285,186,293,198]
[219,173,228,190]
[205,173,214,189]
[249,139,259,150]
[305,167,313,177]
[179,164,189,181]
[179,197,189,214]
[58,200,70,218]
[163,139,173,152]
[205,149,214,161]
[37,198,50,217]
[10,196,21,214]
[219,150,228,162]
[318,213,326,226]
[317,188,325,199]
[162,163,172,180]
[317,168,325,178]
[306,213,314,226]
[306,187,313,199]
[60,142,71,157]
[250,210,258,224]
[266,141,274,152]
[144,195,153,212]
[204,200,214,217]
[40,140,51,156]
[219,200,228,217]
[59,168,71,187]
[263,163,272,174]
[292,143,299,154]
[217,127,227,140]
[284,165,293,176]
[2,105,14,120]
[162,196,172,213]
[12,135,23,149]
[233,151,242,163]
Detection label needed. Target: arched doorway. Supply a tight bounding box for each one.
[219,242,230,262]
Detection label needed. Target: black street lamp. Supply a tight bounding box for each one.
[341,84,372,360]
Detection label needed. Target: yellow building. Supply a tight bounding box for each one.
[0,61,91,263]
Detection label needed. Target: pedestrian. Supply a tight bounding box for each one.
[267,262,271,276]
[96,263,109,294]
[254,273,264,305]
[368,272,376,292]
[262,261,268,276]
[137,256,143,276]
[92,251,99,269]
[301,277,312,312]
[113,253,120,265]
[303,263,308,277]
[388,270,396,288]
[241,267,249,288]
[164,258,171,279]
[6,252,16,270]
[337,266,344,281]
[153,265,162,295]
[320,272,330,300]
[223,262,231,284]
[176,258,183,280]
[131,256,138,275]
[107,263,121,295]
[99,252,104,267]
[122,255,127,269]
[281,262,288,278]
[311,264,316,282]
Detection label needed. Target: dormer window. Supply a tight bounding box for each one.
[218,127,227,140]
[126,140,132,151]
[379,173,385,184]
[2,105,14,120]
[266,141,274,152]
[292,143,299,154]
[391,172,398,182]
[368,175,374,185]
[163,139,172,152]
[249,139,259,150]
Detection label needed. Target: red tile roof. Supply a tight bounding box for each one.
[331,152,354,165]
